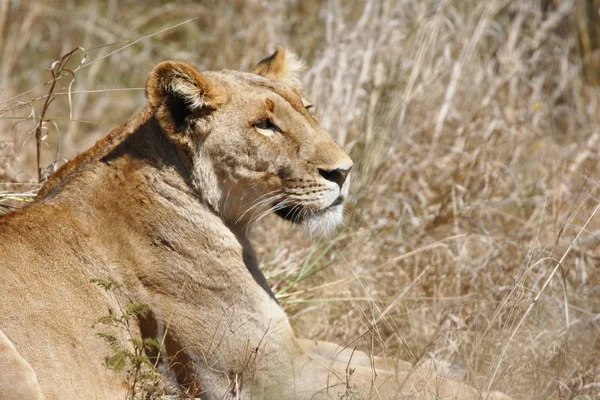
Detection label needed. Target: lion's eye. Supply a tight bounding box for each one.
[254,119,282,136]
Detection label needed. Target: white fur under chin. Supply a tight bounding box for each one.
[305,205,344,237]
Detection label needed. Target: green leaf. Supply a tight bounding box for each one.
[106,351,128,372]
[90,278,120,291]
[96,333,122,352]
[123,303,149,319]
[142,338,160,351]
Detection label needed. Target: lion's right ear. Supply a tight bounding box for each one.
[254,46,304,90]
[146,61,228,129]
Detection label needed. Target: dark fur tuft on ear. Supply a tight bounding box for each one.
[254,46,304,89]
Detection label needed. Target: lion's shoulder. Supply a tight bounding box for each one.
[37,108,155,199]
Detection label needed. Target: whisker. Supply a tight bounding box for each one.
[235,189,284,224]
[242,193,286,225]
[285,202,304,223]
[246,198,293,234]
[221,186,233,217]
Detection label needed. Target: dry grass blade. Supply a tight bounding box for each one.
[487,199,600,392]
[33,47,85,182]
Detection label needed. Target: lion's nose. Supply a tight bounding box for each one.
[318,165,352,188]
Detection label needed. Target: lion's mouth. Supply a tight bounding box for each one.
[275,206,306,223]
[275,196,345,223]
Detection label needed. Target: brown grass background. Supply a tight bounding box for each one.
[2,0,600,398]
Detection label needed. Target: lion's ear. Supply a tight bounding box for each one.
[254,46,304,89]
[146,61,228,129]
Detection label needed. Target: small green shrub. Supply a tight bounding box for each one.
[91,278,164,399]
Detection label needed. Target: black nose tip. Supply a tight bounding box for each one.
[319,167,351,187]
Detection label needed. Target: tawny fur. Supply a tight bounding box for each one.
[0,48,507,399]
[0,331,44,400]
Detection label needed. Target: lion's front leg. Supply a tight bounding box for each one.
[136,282,308,398]
[0,330,44,400]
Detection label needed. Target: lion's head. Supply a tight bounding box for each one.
[146,47,353,236]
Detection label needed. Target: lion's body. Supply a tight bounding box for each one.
[0,49,507,399]
[1,109,301,398]
[0,330,44,399]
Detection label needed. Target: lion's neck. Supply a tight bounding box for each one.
[38,120,276,301]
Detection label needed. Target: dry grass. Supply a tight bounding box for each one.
[2,0,600,398]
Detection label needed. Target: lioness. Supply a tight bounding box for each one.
[0,48,505,399]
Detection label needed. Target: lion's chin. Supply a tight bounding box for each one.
[274,203,344,237]
[305,204,344,237]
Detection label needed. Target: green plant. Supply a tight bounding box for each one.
[91,278,164,399]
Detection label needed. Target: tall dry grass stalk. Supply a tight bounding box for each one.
[2,0,600,397]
